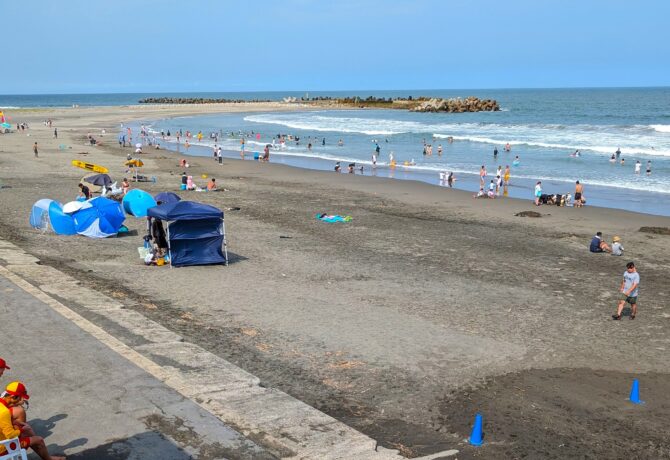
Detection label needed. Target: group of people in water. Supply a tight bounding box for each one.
[607,148,652,175]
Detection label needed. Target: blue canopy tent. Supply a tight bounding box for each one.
[147,201,228,267]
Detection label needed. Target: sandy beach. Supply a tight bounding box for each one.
[1,105,669,458]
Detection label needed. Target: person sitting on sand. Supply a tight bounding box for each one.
[611,236,624,256]
[122,178,130,195]
[186,176,195,190]
[207,178,217,191]
[334,162,341,173]
[474,187,486,198]
[0,381,65,460]
[590,232,611,253]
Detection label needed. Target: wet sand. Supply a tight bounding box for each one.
[1,106,669,458]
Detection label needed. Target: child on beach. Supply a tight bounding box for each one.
[611,236,624,256]
[534,181,542,205]
[503,165,511,185]
[612,261,639,320]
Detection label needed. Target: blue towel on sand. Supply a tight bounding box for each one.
[316,214,352,223]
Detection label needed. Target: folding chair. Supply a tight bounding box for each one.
[0,437,28,460]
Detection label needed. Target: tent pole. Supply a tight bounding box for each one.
[221,217,228,266]
[166,220,173,269]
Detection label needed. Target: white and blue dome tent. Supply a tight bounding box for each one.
[29,199,76,235]
[71,197,126,238]
[122,189,157,217]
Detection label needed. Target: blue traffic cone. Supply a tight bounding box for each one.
[629,379,644,404]
[469,413,484,446]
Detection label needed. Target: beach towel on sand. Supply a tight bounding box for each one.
[316,213,352,223]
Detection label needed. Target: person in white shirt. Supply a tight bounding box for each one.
[611,236,624,256]
[634,161,641,174]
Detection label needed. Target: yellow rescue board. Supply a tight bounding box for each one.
[71,160,109,174]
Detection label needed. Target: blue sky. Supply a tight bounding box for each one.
[3,0,669,94]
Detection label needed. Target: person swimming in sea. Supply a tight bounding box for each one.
[513,155,520,166]
[610,154,616,163]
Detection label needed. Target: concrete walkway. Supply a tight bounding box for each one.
[0,273,275,460]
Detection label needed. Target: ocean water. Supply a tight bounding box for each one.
[3,88,670,215]
[132,88,670,216]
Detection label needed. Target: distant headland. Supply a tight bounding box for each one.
[138,96,500,113]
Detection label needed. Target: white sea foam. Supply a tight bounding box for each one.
[650,124,670,133]
[245,113,670,157]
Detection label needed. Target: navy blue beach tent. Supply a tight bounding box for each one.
[147,201,228,267]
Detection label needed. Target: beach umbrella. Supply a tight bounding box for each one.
[84,173,112,187]
[125,159,144,167]
[154,192,181,205]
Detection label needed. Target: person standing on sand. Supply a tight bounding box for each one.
[612,261,639,320]
[33,142,38,158]
[447,171,455,187]
[479,165,486,187]
[574,181,584,207]
[534,181,542,206]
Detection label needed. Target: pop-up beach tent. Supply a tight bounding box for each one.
[122,189,156,217]
[29,199,76,235]
[147,201,227,267]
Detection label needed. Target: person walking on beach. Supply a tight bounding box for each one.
[574,181,584,207]
[33,142,38,158]
[53,128,57,139]
[612,261,639,320]
[447,171,455,187]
